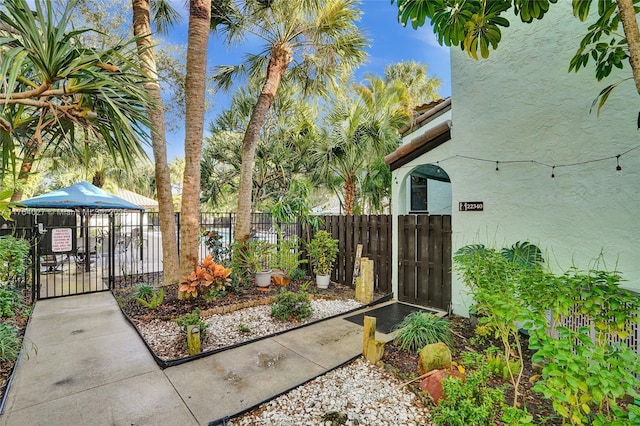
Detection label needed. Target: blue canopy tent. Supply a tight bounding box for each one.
[20,181,144,211]
[20,181,144,272]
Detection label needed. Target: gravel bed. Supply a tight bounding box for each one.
[229,358,432,425]
[135,299,364,360]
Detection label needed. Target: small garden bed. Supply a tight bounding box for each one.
[0,286,33,412]
[114,278,386,363]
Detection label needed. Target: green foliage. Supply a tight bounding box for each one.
[288,268,307,281]
[270,290,313,322]
[392,0,635,111]
[457,241,640,423]
[486,350,522,381]
[237,323,251,333]
[135,287,164,310]
[524,269,640,426]
[307,231,338,276]
[0,235,30,285]
[0,285,25,318]
[393,311,452,352]
[431,351,506,426]
[132,283,155,301]
[0,322,21,362]
[500,406,535,426]
[174,308,207,339]
[454,241,545,406]
[201,229,229,263]
[273,234,307,278]
[232,240,273,274]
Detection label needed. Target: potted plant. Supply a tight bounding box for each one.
[307,230,338,289]
[272,234,307,286]
[234,240,273,287]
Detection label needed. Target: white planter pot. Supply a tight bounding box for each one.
[255,270,272,287]
[316,274,331,289]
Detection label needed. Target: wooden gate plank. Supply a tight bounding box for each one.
[417,215,430,304]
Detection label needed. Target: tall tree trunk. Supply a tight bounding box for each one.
[179,0,211,279]
[617,0,640,95]
[234,43,292,244]
[132,0,180,285]
[343,175,356,216]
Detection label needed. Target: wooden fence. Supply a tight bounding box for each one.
[316,215,392,294]
[397,215,451,310]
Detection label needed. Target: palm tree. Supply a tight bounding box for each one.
[384,61,441,111]
[201,84,317,210]
[310,75,410,215]
[179,0,211,279]
[132,0,180,285]
[211,0,367,244]
[0,0,152,200]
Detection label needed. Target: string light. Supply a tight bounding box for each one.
[551,166,555,179]
[391,144,640,177]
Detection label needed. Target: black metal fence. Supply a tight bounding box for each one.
[0,211,301,300]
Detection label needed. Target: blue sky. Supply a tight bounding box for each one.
[161,0,451,160]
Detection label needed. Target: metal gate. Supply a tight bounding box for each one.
[397,214,452,311]
[1,211,161,300]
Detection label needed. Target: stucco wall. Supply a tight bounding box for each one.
[391,2,640,315]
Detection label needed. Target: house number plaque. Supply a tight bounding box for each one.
[459,201,484,211]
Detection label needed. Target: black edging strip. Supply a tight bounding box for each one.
[207,353,363,426]
[0,300,37,416]
[118,292,394,370]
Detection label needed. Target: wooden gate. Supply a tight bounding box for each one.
[398,215,452,311]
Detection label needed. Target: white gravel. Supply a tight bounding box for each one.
[135,299,364,360]
[229,358,431,425]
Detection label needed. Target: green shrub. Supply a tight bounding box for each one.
[174,308,207,338]
[431,352,505,426]
[0,285,24,318]
[0,322,21,361]
[271,290,313,322]
[486,351,522,381]
[393,311,452,352]
[132,283,155,301]
[288,268,307,281]
[136,287,164,310]
[273,234,307,278]
[0,235,30,285]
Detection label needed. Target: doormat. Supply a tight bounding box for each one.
[343,302,444,334]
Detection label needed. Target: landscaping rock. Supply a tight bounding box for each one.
[418,368,465,404]
[418,342,451,375]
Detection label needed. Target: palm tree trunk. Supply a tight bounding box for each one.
[617,0,640,95]
[343,176,356,215]
[180,0,211,280]
[234,43,292,244]
[132,0,180,285]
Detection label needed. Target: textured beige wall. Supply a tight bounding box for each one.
[392,2,640,315]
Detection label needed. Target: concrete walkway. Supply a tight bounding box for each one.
[0,292,392,425]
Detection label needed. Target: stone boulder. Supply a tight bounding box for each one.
[418,342,452,375]
[419,368,466,404]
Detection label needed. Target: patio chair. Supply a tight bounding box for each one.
[41,255,64,273]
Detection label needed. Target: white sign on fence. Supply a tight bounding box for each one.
[51,228,73,252]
